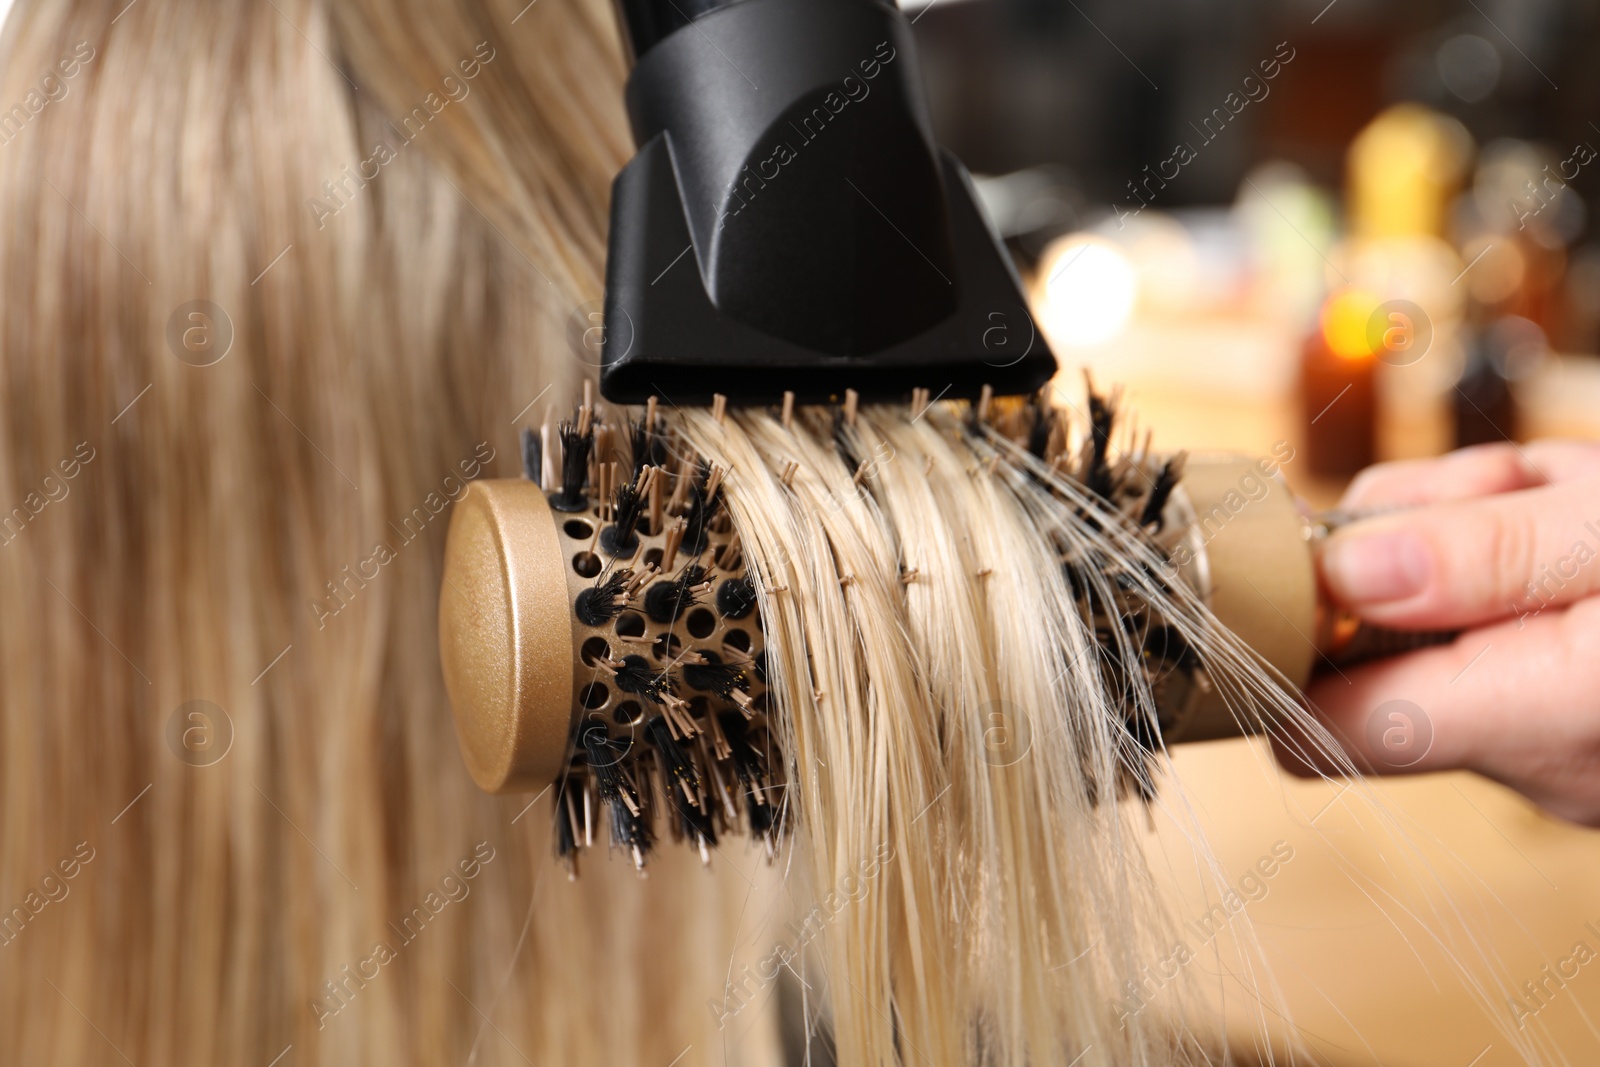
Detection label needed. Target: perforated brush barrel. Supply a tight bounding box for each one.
[440,415,781,872]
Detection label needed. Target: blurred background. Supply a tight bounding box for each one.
[904,0,1600,1062]
[915,0,1600,491]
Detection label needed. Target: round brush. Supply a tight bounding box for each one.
[443,391,781,874]
[439,383,1437,874]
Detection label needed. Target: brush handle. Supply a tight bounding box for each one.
[1317,624,1458,670]
[1159,459,1458,743]
[1307,509,1459,673]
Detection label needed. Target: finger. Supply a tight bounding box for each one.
[1339,441,1600,511]
[1340,445,1544,510]
[1274,602,1600,824]
[1497,439,1600,483]
[1273,627,1515,778]
[1318,475,1600,630]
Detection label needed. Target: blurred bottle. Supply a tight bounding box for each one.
[1452,331,1516,447]
[1561,244,1600,353]
[1348,104,1473,241]
[1341,105,1472,466]
[1454,139,1585,341]
[1452,314,1547,447]
[1301,288,1379,477]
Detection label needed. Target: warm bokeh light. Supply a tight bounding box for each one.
[1462,235,1528,305]
[1037,234,1138,346]
[1348,104,1472,239]
[1113,213,1199,316]
[1320,288,1382,360]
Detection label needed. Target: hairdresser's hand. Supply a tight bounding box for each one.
[1274,440,1600,826]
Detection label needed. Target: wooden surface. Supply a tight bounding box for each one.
[1149,739,1600,1067]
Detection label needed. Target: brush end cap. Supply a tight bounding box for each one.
[440,480,575,793]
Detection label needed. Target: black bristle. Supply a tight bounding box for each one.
[745,794,777,836]
[631,415,668,476]
[1137,458,1181,531]
[644,564,711,624]
[832,420,864,471]
[552,419,593,513]
[1119,709,1163,797]
[718,712,761,787]
[553,780,579,859]
[1140,625,1201,677]
[577,721,653,858]
[675,796,718,849]
[720,712,778,836]
[682,463,722,554]
[683,651,749,699]
[646,715,702,800]
[609,796,655,858]
[716,577,757,619]
[613,654,673,704]
[578,721,634,805]
[520,426,541,485]
[600,477,647,556]
[1091,629,1133,711]
[1062,559,1090,603]
[644,583,677,624]
[574,570,631,627]
[1026,394,1054,459]
[1085,389,1116,502]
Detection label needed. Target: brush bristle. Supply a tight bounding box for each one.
[600,470,652,556]
[552,416,594,512]
[682,652,750,701]
[969,378,1207,802]
[574,570,632,627]
[630,414,668,475]
[681,463,723,554]
[643,564,712,624]
[520,426,541,485]
[612,653,673,704]
[534,403,784,873]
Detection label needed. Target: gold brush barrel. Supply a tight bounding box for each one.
[1156,455,1320,743]
[441,479,769,794]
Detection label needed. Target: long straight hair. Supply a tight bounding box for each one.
[0,1,786,1064]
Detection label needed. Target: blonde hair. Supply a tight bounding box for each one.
[674,402,1252,1065]
[0,1,1545,1065]
[0,1,780,1063]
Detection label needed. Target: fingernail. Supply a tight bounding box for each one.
[1321,530,1433,605]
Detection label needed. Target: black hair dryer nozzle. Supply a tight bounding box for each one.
[601,0,1057,405]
